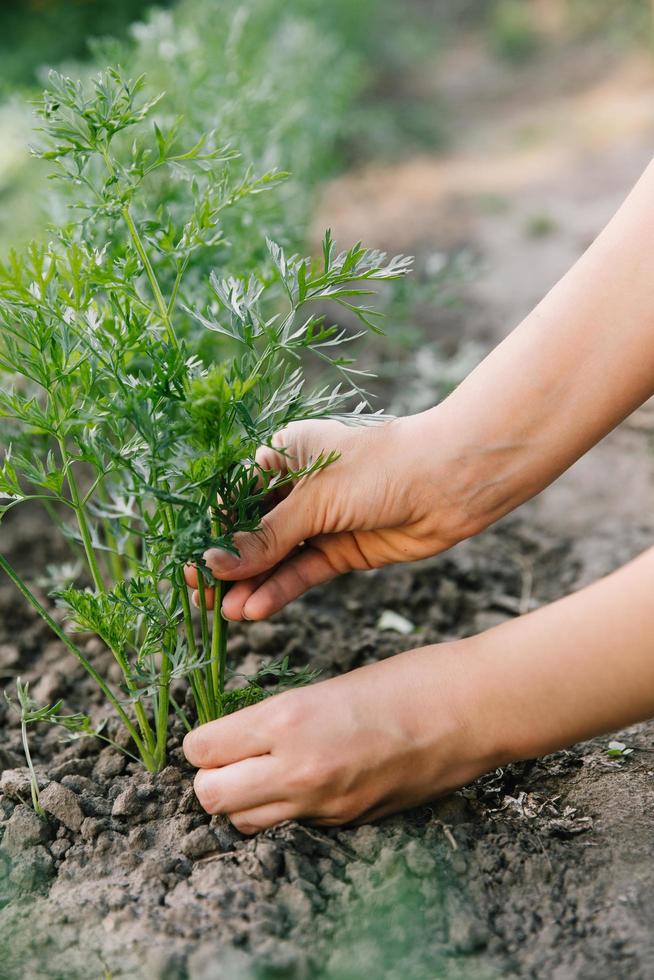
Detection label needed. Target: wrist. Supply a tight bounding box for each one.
[400,641,511,792]
[392,408,498,547]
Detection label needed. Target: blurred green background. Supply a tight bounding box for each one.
[0,0,173,91]
[0,0,652,254]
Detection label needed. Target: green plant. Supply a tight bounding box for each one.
[606,739,634,759]
[0,0,172,92]
[0,0,446,257]
[0,68,411,773]
[6,679,112,816]
[488,0,541,64]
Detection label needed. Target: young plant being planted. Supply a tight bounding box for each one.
[0,69,411,775]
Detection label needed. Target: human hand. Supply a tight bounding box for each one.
[185,414,469,621]
[185,544,654,832]
[183,641,490,833]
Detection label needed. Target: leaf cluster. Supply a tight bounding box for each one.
[0,66,411,772]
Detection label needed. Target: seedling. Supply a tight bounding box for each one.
[6,680,113,816]
[606,740,634,759]
[0,69,411,773]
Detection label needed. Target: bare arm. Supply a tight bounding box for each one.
[468,545,654,763]
[421,155,654,536]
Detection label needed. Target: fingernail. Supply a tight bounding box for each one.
[204,547,240,572]
[192,590,199,609]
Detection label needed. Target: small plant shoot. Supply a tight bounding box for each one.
[0,69,411,774]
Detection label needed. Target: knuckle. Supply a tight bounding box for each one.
[271,426,291,451]
[275,419,345,464]
[291,755,338,796]
[256,515,279,555]
[269,694,308,734]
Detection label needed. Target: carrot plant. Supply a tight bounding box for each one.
[0,69,411,774]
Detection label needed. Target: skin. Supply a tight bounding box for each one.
[184,158,654,834]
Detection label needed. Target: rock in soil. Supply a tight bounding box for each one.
[39,782,84,833]
[0,805,51,854]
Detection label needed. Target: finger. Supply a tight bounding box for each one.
[191,587,215,610]
[251,428,295,492]
[221,571,275,621]
[193,756,282,815]
[255,436,292,476]
[193,568,283,620]
[220,543,303,620]
[183,702,273,768]
[240,542,342,620]
[228,802,299,835]
[185,565,215,610]
[203,492,316,582]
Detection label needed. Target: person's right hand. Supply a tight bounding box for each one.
[184,413,469,621]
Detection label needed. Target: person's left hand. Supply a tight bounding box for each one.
[183,641,492,833]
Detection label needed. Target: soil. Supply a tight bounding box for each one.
[1,504,654,980]
[3,23,654,980]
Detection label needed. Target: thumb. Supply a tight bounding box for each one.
[205,418,349,581]
[204,486,317,582]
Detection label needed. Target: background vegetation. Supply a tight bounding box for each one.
[0,0,445,257]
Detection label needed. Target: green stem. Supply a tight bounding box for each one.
[178,580,198,661]
[168,256,189,316]
[103,526,124,581]
[122,207,180,351]
[210,580,228,718]
[161,500,211,723]
[197,573,211,654]
[96,486,124,582]
[122,670,157,759]
[21,718,45,817]
[57,437,105,593]
[154,638,172,770]
[178,580,211,722]
[0,553,154,768]
[197,572,214,706]
[124,533,140,577]
[99,145,178,351]
[170,694,193,733]
[93,731,142,766]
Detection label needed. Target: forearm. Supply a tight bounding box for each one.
[459,545,654,766]
[414,157,654,537]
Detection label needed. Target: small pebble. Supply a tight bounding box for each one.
[180,827,220,860]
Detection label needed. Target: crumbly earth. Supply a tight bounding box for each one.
[1,507,654,980]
